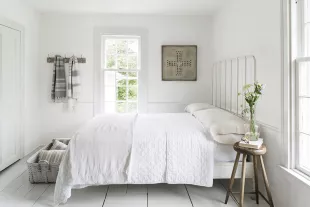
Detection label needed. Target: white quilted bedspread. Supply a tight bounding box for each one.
[54,113,214,205]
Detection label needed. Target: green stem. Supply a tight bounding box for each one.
[250,106,256,134]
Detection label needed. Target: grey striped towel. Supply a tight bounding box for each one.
[51,55,67,101]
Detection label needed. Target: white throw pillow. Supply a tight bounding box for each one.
[38,150,65,164]
[212,134,244,145]
[193,108,246,145]
[184,103,214,114]
[50,139,68,150]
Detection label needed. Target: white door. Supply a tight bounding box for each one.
[0,24,22,171]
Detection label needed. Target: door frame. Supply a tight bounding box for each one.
[0,16,25,158]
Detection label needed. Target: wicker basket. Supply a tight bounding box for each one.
[27,138,70,184]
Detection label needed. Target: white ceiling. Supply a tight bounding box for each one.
[25,0,228,15]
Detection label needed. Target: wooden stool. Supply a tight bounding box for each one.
[224,142,274,207]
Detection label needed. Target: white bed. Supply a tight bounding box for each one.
[54,55,257,204]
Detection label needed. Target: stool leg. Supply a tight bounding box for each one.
[240,154,247,207]
[253,155,259,204]
[259,155,274,207]
[225,152,240,204]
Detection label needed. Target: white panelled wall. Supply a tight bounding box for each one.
[38,14,214,143]
[0,0,40,155]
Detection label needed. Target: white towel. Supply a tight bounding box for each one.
[67,56,81,110]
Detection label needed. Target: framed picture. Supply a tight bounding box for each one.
[162,45,197,81]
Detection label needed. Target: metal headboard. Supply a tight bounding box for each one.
[212,55,257,117]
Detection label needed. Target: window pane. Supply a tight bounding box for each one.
[117,79,126,87]
[105,40,116,55]
[128,102,137,113]
[299,133,310,171]
[128,87,137,101]
[117,55,127,69]
[116,71,127,79]
[105,55,116,69]
[116,102,126,113]
[128,72,138,78]
[128,79,137,86]
[116,40,127,55]
[299,61,310,96]
[300,97,310,134]
[128,55,138,69]
[128,40,138,54]
[116,87,127,101]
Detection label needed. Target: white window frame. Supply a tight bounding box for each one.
[101,35,141,113]
[93,27,148,115]
[284,0,310,177]
[294,57,310,176]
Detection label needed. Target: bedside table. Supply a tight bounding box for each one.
[224,142,274,207]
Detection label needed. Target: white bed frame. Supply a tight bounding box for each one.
[212,55,257,180]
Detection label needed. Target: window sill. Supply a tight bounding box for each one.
[280,166,310,186]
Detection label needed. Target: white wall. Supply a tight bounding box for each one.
[38,14,214,143]
[213,0,310,206]
[0,0,40,155]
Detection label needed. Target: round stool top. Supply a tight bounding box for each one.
[233,142,267,156]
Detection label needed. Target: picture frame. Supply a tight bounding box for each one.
[162,45,197,81]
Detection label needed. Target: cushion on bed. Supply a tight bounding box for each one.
[50,139,68,150]
[193,108,246,145]
[38,150,65,164]
[184,103,214,114]
[212,134,244,145]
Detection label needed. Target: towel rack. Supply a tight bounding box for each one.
[47,56,86,64]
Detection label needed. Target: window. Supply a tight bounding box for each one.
[292,0,310,176]
[101,35,141,113]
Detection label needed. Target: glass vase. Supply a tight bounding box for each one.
[244,106,259,141]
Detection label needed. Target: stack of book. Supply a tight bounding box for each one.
[239,138,263,149]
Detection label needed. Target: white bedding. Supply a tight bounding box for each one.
[54,113,214,204]
[214,142,239,162]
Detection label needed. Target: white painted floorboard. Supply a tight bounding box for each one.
[0,155,270,207]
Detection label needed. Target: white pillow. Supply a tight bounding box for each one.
[184,103,214,114]
[212,134,244,145]
[193,108,246,145]
[50,139,68,150]
[38,150,65,164]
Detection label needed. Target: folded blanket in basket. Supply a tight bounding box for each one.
[38,150,65,165]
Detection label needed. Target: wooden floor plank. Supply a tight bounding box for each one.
[186,180,237,207]
[33,184,55,207]
[104,185,147,207]
[24,184,50,204]
[2,170,28,194]
[63,186,108,207]
[0,146,43,191]
[147,184,192,207]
